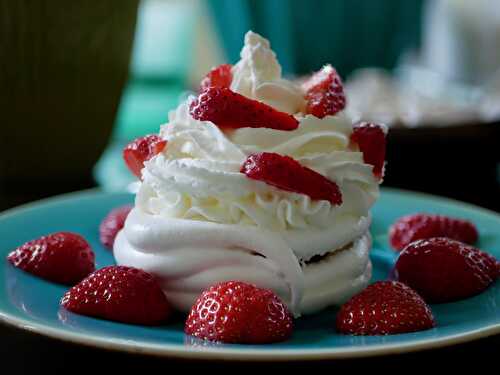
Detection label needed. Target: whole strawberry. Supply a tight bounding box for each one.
[302,64,346,118]
[61,266,171,325]
[185,281,293,344]
[393,237,499,303]
[7,232,95,285]
[123,135,167,179]
[99,205,133,250]
[389,213,478,251]
[336,281,435,335]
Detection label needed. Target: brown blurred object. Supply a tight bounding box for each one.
[384,121,500,211]
[0,0,139,207]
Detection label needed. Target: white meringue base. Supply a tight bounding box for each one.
[113,209,372,316]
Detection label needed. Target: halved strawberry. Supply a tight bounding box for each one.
[389,213,479,251]
[61,266,172,325]
[336,281,435,335]
[240,152,342,205]
[123,135,167,179]
[350,122,386,178]
[189,87,299,131]
[302,64,346,118]
[393,237,499,303]
[185,281,293,344]
[200,64,233,91]
[7,232,95,285]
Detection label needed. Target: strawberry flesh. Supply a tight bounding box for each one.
[241,152,342,205]
[61,266,171,325]
[185,280,293,344]
[336,281,435,335]
[190,87,299,131]
[302,64,346,118]
[123,135,167,179]
[200,64,233,91]
[350,122,386,178]
[7,232,95,285]
[394,237,499,303]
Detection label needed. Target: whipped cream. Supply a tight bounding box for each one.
[230,31,305,114]
[115,31,382,316]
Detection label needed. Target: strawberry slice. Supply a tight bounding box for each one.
[189,87,299,131]
[240,152,342,205]
[350,122,386,178]
[123,135,167,179]
[200,64,233,91]
[302,64,346,118]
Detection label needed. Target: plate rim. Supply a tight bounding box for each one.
[1,187,499,361]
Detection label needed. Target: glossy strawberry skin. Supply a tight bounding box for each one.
[336,281,435,335]
[350,122,386,178]
[61,266,171,325]
[200,64,233,91]
[7,232,95,285]
[189,87,299,131]
[393,237,499,303]
[389,213,478,251]
[240,152,342,205]
[123,135,167,179]
[99,205,133,250]
[185,281,293,344]
[302,64,346,118]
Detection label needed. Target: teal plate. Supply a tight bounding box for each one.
[0,188,499,360]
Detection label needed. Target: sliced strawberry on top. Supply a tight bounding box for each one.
[61,265,172,325]
[200,64,233,91]
[336,281,435,335]
[123,135,167,179]
[393,237,499,303]
[7,232,95,285]
[350,122,386,178]
[302,64,346,118]
[389,213,479,251]
[240,152,342,205]
[185,281,293,344]
[189,87,299,131]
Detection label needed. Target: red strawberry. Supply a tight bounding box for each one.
[7,232,95,285]
[393,237,499,303]
[99,205,133,250]
[389,213,478,251]
[302,64,346,118]
[350,122,386,178]
[185,281,293,344]
[240,152,342,205]
[61,266,171,325]
[200,64,233,91]
[336,281,435,335]
[123,135,167,179]
[189,87,299,131]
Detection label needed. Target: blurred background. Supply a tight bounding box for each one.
[1,0,499,211]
